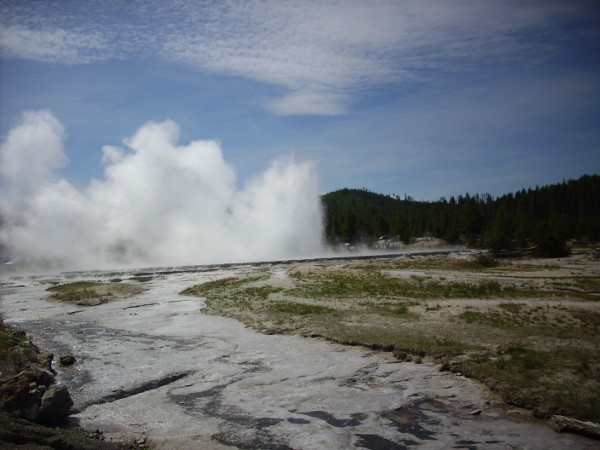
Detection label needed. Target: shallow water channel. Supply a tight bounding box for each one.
[0,261,595,449]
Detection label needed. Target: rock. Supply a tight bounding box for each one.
[19,369,38,383]
[36,368,55,387]
[0,374,30,412]
[551,415,600,439]
[470,408,482,416]
[506,409,527,417]
[59,355,76,366]
[0,366,64,424]
[533,405,556,419]
[135,432,147,445]
[103,431,130,444]
[0,324,124,447]
[394,351,407,361]
[13,329,26,338]
[37,352,55,372]
[38,385,73,425]
[0,410,125,449]
[20,389,41,422]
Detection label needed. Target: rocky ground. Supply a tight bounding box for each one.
[0,318,135,448]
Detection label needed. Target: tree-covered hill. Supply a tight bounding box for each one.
[322,174,600,255]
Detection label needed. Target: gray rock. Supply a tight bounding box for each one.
[59,355,76,366]
[0,410,125,449]
[0,373,31,412]
[38,385,73,425]
[37,352,55,372]
[36,368,55,387]
[552,415,600,439]
[20,389,41,422]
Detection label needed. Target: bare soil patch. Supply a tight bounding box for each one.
[181,251,600,424]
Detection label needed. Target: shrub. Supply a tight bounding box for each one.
[477,254,498,268]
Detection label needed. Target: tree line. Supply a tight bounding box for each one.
[321,174,600,256]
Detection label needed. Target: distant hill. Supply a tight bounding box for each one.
[321,174,600,256]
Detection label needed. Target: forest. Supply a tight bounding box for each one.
[321,174,600,256]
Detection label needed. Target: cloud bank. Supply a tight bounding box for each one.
[0,111,324,271]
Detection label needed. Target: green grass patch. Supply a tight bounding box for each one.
[47,281,145,306]
[47,281,102,303]
[0,321,40,373]
[460,304,600,338]
[331,328,472,359]
[464,347,549,386]
[463,345,600,421]
[569,310,600,335]
[242,286,284,300]
[287,273,529,300]
[180,276,265,296]
[180,277,283,313]
[359,300,419,319]
[267,302,336,316]
[0,330,13,346]
[572,276,600,292]
[498,302,524,314]
[460,310,512,327]
[362,254,501,272]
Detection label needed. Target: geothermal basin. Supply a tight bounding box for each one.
[0,253,595,449]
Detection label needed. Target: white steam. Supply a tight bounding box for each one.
[0,111,324,270]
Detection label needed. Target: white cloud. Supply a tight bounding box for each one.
[0,25,108,64]
[158,1,409,114]
[1,0,595,115]
[101,145,126,165]
[268,90,349,116]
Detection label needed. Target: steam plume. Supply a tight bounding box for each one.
[0,110,324,270]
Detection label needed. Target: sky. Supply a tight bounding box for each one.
[1,0,599,201]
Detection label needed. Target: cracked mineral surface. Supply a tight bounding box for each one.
[0,258,596,449]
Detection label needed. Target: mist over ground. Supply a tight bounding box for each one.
[0,110,325,271]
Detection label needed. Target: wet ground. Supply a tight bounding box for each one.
[0,256,596,449]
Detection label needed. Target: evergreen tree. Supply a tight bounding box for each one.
[321,174,600,255]
[532,222,569,257]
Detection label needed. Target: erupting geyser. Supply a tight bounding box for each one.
[0,110,324,270]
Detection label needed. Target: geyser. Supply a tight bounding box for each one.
[0,110,324,270]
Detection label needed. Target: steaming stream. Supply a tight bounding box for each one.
[0,257,594,449]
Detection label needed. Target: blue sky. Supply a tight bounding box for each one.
[2,0,599,200]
